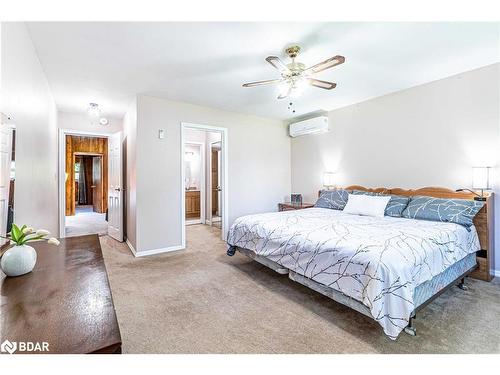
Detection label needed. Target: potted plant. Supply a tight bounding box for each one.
[0,224,60,277]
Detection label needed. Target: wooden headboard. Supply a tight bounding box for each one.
[323,186,495,281]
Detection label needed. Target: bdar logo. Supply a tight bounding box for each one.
[1,340,17,354]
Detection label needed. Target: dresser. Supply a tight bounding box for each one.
[0,235,122,354]
[278,202,314,211]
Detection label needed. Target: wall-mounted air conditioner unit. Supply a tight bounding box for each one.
[289,116,329,138]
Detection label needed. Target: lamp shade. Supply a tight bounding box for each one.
[323,172,336,187]
[472,167,490,190]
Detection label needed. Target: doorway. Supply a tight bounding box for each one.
[184,142,205,225]
[181,123,228,245]
[59,130,123,241]
[64,136,108,237]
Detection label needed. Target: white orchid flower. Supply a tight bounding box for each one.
[47,237,60,246]
[22,227,34,234]
[36,229,50,236]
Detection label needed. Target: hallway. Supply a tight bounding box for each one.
[65,205,107,237]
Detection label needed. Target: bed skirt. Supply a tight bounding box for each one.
[413,252,477,307]
[235,247,477,320]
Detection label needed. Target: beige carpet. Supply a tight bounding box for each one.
[66,206,107,237]
[100,225,500,354]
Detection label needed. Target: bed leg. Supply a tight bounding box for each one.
[457,277,468,291]
[226,246,237,256]
[404,316,417,337]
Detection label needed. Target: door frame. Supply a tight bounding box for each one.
[58,129,113,238]
[180,122,228,244]
[207,140,222,226]
[74,153,103,211]
[0,122,14,240]
[184,141,206,226]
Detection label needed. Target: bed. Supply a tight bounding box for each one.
[226,186,494,340]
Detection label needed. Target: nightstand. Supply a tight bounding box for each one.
[278,202,314,212]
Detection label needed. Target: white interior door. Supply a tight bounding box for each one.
[107,132,123,241]
[0,124,13,239]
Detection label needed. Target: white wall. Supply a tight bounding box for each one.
[58,111,123,134]
[0,22,58,234]
[290,63,500,272]
[130,95,290,254]
[184,128,206,143]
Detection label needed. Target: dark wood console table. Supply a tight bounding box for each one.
[0,235,121,354]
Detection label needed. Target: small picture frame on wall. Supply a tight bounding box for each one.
[291,193,303,206]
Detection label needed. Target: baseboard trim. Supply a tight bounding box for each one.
[125,238,185,257]
[492,269,500,278]
[134,245,185,257]
[125,238,137,256]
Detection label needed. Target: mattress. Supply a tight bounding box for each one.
[227,207,480,339]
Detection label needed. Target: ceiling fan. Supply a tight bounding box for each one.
[242,45,345,99]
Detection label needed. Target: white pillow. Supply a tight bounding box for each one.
[342,194,391,218]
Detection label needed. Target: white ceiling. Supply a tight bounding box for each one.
[26,22,499,120]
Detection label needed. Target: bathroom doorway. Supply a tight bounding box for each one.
[181,123,228,246]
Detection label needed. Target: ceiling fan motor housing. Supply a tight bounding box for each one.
[285,45,301,59]
[284,46,305,77]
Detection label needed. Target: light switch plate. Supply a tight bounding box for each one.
[158,129,165,139]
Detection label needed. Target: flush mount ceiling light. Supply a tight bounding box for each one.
[87,103,101,120]
[99,117,109,126]
[242,45,345,99]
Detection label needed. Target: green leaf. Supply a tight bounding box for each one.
[20,234,45,245]
[11,224,21,243]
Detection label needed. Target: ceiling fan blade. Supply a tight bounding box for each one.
[305,55,345,74]
[266,56,291,74]
[242,78,284,87]
[308,78,337,90]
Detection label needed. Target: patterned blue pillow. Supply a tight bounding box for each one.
[315,189,349,210]
[402,196,484,229]
[351,190,410,217]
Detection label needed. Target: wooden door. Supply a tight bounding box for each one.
[92,156,104,213]
[83,156,93,205]
[211,149,219,215]
[0,124,12,240]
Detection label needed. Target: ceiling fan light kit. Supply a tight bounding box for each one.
[242,45,345,100]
